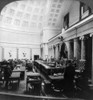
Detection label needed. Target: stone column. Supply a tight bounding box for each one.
[59,42,62,59]
[48,46,51,59]
[50,46,52,58]
[54,46,56,59]
[30,48,32,60]
[43,43,48,60]
[58,44,60,59]
[53,45,56,59]
[55,44,59,60]
[51,46,53,58]
[54,45,56,59]
[74,38,81,59]
[90,33,93,85]
[16,48,19,60]
[66,40,73,59]
[0,46,3,61]
[56,44,59,60]
[2,47,4,60]
[80,36,86,60]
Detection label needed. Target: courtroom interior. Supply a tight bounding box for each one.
[0,0,93,100]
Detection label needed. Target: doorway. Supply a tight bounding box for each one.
[34,55,39,60]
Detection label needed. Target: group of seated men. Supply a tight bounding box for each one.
[0,59,15,88]
[0,59,33,89]
[42,56,87,91]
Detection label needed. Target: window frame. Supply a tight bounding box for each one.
[63,13,69,30]
[80,2,91,19]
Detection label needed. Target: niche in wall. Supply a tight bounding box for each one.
[4,47,17,60]
[34,55,39,60]
[18,48,31,60]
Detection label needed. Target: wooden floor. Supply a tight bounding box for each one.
[0,71,93,100]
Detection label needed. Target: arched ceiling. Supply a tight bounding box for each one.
[0,0,92,33]
[0,0,47,32]
[0,0,74,33]
[0,0,93,12]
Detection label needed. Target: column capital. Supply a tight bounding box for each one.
[80,35,90,40]
[79,35,85,40]
[67,39,73,43]
[58,36,63,41]
[42,43,48,46]
[74,38,78,42]
[56,43,59,47]
[90,33,93,37]
[50,46,53,49]
[53,45,56,48]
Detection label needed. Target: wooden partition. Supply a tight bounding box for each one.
[34,60,64,75]
[0,92,69,100]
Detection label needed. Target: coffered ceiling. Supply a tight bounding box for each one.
[0,0,92,33]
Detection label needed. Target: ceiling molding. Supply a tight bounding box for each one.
[0,41,41,46]
[0,26,41,35]
[43,27,62,31]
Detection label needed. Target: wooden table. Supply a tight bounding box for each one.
[27,72,40,78]
[34,60,65,75]
[10,72,20,78]
[48,74,64,91]
[9,72,21,87]
[13,67,25,72]
[26,72,41,91]
[49,74,64,81]
[13,67,25,80]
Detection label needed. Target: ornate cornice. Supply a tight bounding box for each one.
[0,26,41,35]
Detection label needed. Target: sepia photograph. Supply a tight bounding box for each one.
[0,0,93,100]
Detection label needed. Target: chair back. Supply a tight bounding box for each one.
[77,59,86,72]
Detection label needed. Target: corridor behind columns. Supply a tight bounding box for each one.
[85,35,92,79]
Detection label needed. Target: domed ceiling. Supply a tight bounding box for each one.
[0,0,73,33]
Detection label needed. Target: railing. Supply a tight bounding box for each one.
[0,92,84,100]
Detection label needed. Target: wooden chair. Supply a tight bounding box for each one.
[26,72,42,92]
[0,70,4,84]
[74,59,87,91]
[8,72,21,88]
[76,59,86,72]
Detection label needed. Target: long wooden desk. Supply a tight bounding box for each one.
[34,60,65,90]
[34,60,68,91]
[27,72,40,76]
[34,60,65,75]
[13,66,25,80]
[8,72,21,88]
[9,72,20,81]
[49,74,64,81]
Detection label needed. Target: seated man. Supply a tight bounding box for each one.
[4,65,12,89]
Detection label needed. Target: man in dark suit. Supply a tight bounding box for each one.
[64,60,75,92]
[4,64,12,89]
